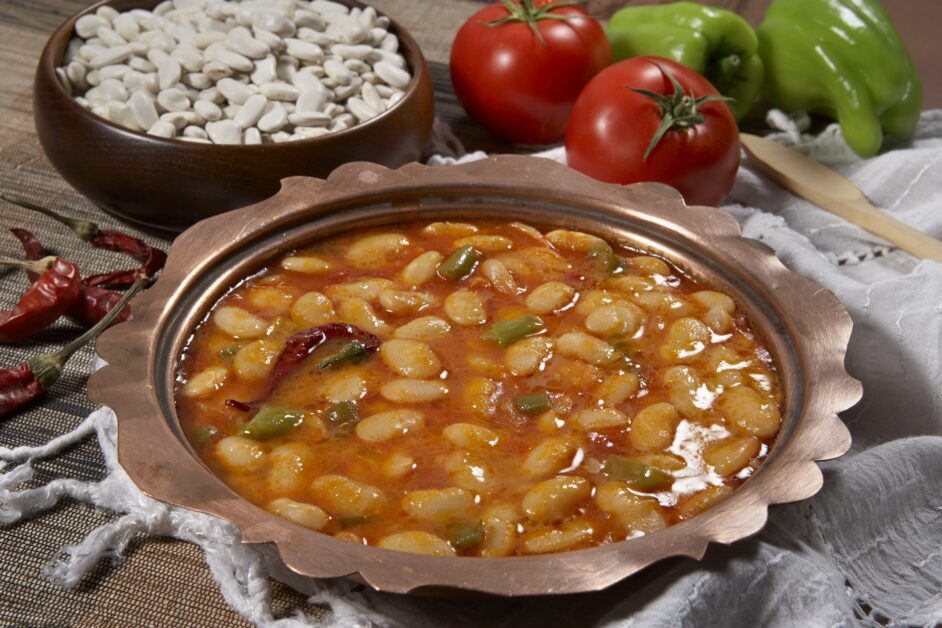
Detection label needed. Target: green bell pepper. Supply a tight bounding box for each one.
[241,405,305,440]
[606,2,763,120]
[757,0,922,157]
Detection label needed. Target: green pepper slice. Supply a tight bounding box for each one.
[217,344,243,363]
[484,315,544,347]
[603,455,673,492]
[316,340,370,369]
[242,405,305,440]
[444,520,484,551]
[193,425,219,447]
[323,400,360,436]
[588,244,623,275]
[437,245,481,280]
[515,391,551,415]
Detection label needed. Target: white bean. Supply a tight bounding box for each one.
[194,99,222,121]
[128,90,159,129]
[257,104,287,132]
[260,82,300,101]
[251,55,277,86]
[157,87,189,112]
[285,38,324,63]
[374,60,410,89]
[355,409,424,443]
[234,93,267,128]
[216,77,252,104]
[59,0,413,143]
[228,26,269,60]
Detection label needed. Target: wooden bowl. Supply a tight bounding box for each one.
[90,156,861,596]
[33,0,435,233]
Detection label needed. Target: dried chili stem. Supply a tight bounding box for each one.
[0,256,57,273]
[28,276,149,389]
[1,194,98,241]
[2,194,168,288]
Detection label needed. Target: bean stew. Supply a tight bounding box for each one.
[175,220,783,557]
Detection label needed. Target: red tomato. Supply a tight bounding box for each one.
[565,57,740,206]
[450,0,610,145]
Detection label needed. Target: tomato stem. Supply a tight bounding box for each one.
[629,61,732,161]
[484,0,594,47]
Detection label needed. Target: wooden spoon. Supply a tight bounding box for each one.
[739,133,942,263]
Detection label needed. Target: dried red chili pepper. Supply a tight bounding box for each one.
[267,323,381,397]
[0,277,147,416]
[10,229,132,327]
[0,256,81,343]
[10,228,43,266]
[2,195,167,289]
[227,323,381,410]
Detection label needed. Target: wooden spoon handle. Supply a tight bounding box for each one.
[740,133,942,263]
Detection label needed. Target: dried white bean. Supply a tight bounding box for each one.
[128,90,159,128]
[294,9,327,30]
[147,119,176,138]
[296,88,328,113]
[312,0,349,14]
[206,119,241,144]
[95,27,127,48]
[171,43,204,72]
[99,64,130,81]
[252,9,295,38]
[323,58,352,83]
[253,29,285,53]
[371,48,406,70]
[380,33,399,52]
[88,44,134,69]
[257,103,287,132]
[228,26,269,59]
[332,44,372,60]
[202,60,232,81]
[288,111,330,127]
[346,96,376,122]
[234,93,267,128]
[157,58,182,90]
[243,127,261,144]
[160,110,197,130]
[193,99,222,121]
[183,125,208,139]
[360,81,385,113]
[76,15,107,39]
[260,82,300,101]
[113,13,139,39]
[251,55,277,85]
[216,77,252,104]
[128,57,155,73]
[374,60,410,89]
[157,87,189,112]
[213,48,253,72]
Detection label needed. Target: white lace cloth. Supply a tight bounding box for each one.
[2,111,940,627]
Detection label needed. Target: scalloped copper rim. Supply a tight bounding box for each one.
[89,156,861,596]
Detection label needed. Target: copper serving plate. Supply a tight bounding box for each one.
[89,156,860,596]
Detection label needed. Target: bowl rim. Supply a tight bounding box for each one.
[88,155,861,596]
[39,0,429,150]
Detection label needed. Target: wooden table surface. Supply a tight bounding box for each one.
[0,0,936,625]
